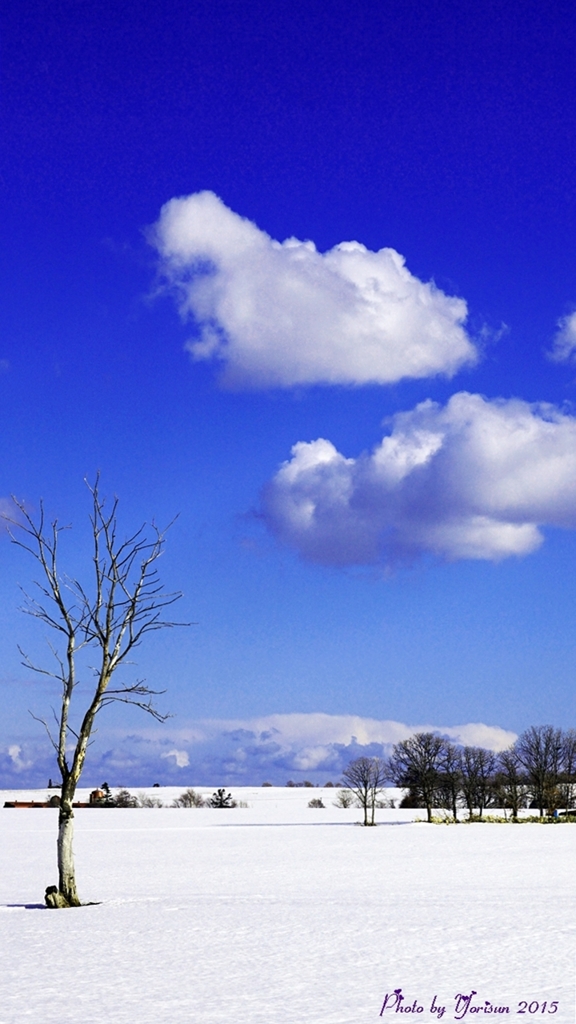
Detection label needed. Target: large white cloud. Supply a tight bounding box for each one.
[262,391,576,565]
[108,714,516,785]
[151,191,478,388]
[0,715,518,787]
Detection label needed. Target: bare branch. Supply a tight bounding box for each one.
[98,695,171,722]
[29,710,59,754]
[18,645,65,682]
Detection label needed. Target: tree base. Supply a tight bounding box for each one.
[45,885,73,908]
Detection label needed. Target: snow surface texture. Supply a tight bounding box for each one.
[1,787,574,1024]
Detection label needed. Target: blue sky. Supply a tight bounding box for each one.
[2,0,576,787]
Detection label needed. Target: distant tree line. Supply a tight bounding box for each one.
[341,725,576,824]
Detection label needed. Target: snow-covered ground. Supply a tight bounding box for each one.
[1,787,574,1024]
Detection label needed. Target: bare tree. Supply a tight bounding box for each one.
[388,733,445,822]
[437,740,462,821]
[459,746,496,820]
[559,729,576,810]
[493,746,526,820]
[6,480,184,907]
[341,756,388,826]
[515,725,563,817]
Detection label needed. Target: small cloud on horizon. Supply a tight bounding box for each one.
[161,748,190,768]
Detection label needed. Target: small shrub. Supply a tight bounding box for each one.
[172,788,205,808]
[308,797,325,808]
[138,793,163,807]
[323,781,334,787]
[208,788,237,808]
[333,789,355,808]
[261,782,273,787]
[115,789,139,807]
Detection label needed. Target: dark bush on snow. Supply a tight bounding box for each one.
[209,788,237,808]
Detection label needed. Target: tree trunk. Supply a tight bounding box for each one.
[57,801,80,906]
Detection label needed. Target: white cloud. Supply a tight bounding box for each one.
[224,713,515,754]
[6,744,33,772]
[262,391,576,565]
[161,748,190,768]
[548,311,576,364]
[151,191,478,388]
[440,722,517,749]
[115,713,516,783]
[0,715,517,788]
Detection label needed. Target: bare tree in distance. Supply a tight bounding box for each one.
[437,741,462,822]
[515,725,563,817]
[494,747,526,820]
[5,479,185,907]
[559,729,576,810]
[388,733,445,822]
[459,746,497,820]
[341,756,388,826]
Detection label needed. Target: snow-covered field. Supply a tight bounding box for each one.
[1,787,574,1024]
